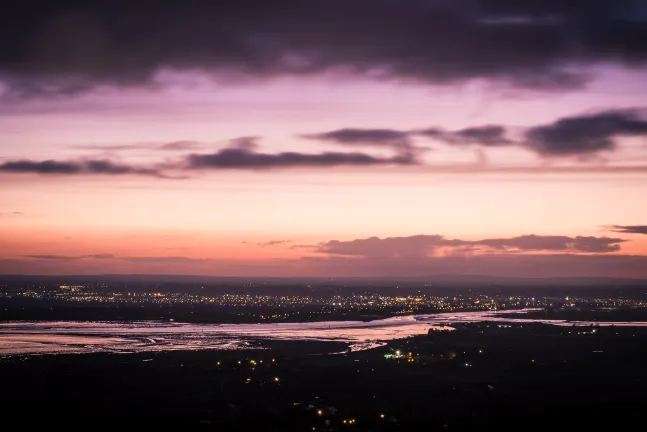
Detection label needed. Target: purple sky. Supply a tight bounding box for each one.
[1,1,647,277]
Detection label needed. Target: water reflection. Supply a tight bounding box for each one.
[0,317,446,356]
[415,308,647,327]
[2,309,647,356]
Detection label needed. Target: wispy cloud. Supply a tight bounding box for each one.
[23,254,116,261]
[302,128,415,151]
[22,254,212,264]
[289,244,318,250]
[158,141,204,151]
[419,125,513,147]
[258,240,293,248]
[608,225,647,235]
[71,144,153,152]
[0,159,164,177]
[71,141,204,152]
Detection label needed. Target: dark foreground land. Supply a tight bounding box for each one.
[2,323,647,431]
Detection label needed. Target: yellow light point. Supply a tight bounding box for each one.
[217,362,220,366]
[237,361,241,364]
[317,410,323,416]
[395,350,401,356]
[380,414,385,419]
[532,359,535,363]
[274,377,279,382]
[272,358,276,362]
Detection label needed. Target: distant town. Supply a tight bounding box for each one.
[2,277,647,324]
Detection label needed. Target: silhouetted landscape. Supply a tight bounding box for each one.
[2,276,647,429]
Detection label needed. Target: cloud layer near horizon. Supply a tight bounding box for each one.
[317,234,627,256]
[4,228,644,278]
[18,232,629,263]
[3,1,647,97]
[8,252,647,279]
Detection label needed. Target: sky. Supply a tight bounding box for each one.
[1,0,647,278]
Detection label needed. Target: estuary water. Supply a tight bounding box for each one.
[2,309,646,356]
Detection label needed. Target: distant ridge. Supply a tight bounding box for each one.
[1,273,645,288]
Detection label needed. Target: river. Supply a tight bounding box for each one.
[2,309,646,356]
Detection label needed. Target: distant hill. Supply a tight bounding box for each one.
[1,273,645,288]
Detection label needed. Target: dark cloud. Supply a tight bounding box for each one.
[525,109,647,155]
[85,159,159,175]
[301,128,427,158]
[609,225,647,235]
[158,141,203,151]
[420,125,513,146]
[4,1,647,96]
[303,128,411,147]
[305,125,514,154]
[304,124,512,151]
[5,106,647,181]
[295,253,647,279]
[322,108,647,156]
[304,129,409,144]
[454,126,513,146]
[24,254,116,260]
[0,211,23,216]
[319,235,449,258]
[0,159,163,176]
[318,234,626,256]
[475,235,625,253]
[186,146,416,170]
[258,240,292,248]
[0,160,82,174]
[227,136,261,152]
